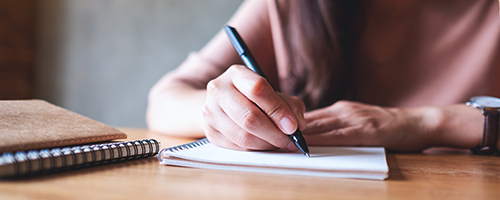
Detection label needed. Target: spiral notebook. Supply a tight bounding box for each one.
[0,99,159,178]
[0,139,160,178]
[159,138,389,180]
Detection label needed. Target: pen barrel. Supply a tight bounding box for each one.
[241,55,267,80]
[288,130,309,155]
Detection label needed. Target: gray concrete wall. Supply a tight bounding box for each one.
[35,0,243,128]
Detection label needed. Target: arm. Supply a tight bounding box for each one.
[146,0,278,138]
[302,101,489,152]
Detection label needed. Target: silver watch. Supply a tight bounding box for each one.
[466,96,500,155]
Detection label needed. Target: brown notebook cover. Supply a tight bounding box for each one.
[0,99,127,153]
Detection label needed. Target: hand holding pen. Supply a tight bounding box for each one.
[201,25,309,156]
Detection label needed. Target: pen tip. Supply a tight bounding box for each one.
[305,153,310,158]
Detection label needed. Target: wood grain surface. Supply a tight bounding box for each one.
[0,128,499,200]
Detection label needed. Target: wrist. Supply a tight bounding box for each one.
[388,106,441,149]
[429,105,483,149]
[410,106,443,148]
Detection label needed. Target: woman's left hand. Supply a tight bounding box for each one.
[302,101,437,152]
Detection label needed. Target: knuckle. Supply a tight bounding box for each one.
[329,128,349,139]
[291,96,306,111]
[266,101,288,120]
[227,65,237,73]
[248,77,269,97]
[229,64,246,72]
[240,109,261,130]
[310,120,327,130]
[206,79,220,93]
[201,104,212,118]
[335,100,350,107]
[365,117,380,129]
[228,65,248,77]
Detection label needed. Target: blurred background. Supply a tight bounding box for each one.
[0,0,243,128]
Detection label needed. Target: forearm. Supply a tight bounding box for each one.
[147,85,206,138]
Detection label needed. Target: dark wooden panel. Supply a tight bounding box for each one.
[0,0,35,99]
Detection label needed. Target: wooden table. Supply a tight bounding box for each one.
[1,128,500,200]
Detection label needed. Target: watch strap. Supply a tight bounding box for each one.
[472,109,500,155]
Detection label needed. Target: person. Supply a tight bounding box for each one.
[146,0,500,153]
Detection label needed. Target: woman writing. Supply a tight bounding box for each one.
[147,0,500,154]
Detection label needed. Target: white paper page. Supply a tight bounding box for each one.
[163,159,388,180]
[160,142,388,174]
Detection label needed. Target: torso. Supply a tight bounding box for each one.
[353,0,500,107]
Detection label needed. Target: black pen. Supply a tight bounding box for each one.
[224,25,310,157]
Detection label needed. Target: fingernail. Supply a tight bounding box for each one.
[280,117,297,134]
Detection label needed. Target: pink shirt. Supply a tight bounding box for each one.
[162,0,500,108]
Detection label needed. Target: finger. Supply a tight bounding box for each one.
[304,108,331,123]
[230,65,299,135]
[203,103,277,150]
[205,123,278,151]
[205,124,245,151]
[219,89,291,149]
[279,94,306,131]
[302,117,345,135]
[206,75,291,149]
[304,101,353,122]
[303,126,367,146]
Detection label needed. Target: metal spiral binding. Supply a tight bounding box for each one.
[0,139,160,178]
[157,138,210,161]
[168,138,210,152]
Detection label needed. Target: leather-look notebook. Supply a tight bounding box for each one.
[0,100,160,178]
[0,99,127,153]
